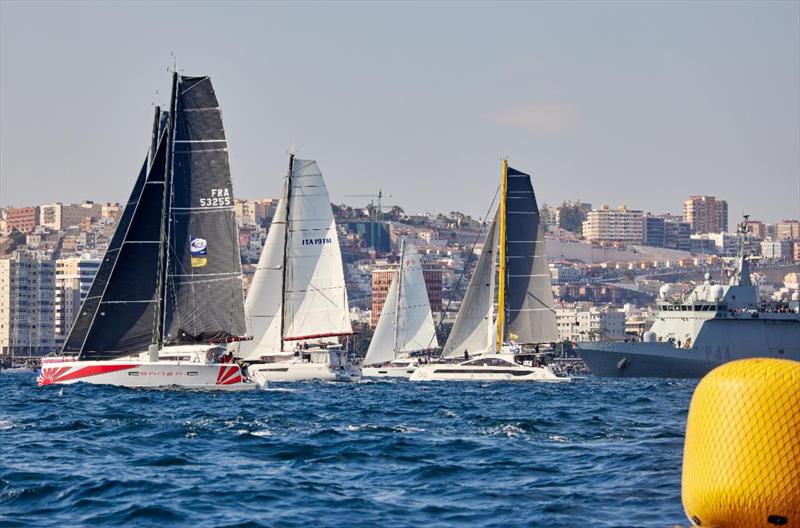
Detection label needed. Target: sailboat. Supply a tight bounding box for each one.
[235,156,358,384]
[362,241,439,378]
[38,73,253,390]
[410,160,570,382]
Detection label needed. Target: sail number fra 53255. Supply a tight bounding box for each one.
[199,188,231,207]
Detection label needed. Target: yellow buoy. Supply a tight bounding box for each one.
[682,358,800,527]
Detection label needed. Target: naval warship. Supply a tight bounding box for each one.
[577,219,800,378]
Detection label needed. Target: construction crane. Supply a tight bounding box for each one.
[344,189,393,252]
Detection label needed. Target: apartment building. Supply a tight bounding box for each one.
[0,251,55,357]
[582,205,644,244]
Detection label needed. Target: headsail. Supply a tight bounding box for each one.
[162,75,246,344]
[364,243,438,365]
[237,177,289,360]
[502,166,557,344]
[364,269,400,365]
[64,112,169,359]
[442,210,498,357]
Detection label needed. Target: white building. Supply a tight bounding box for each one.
[0,251,55,357]
[761,239,794,260]
[54,257,101,348]
[556,305,626,342]
[549,262,586,284]
[582,205,644,244]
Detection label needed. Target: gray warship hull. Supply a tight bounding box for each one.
[578,317,800,378]
[578,342,719,378]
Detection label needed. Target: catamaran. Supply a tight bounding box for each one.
[362,241,439,378]
[38,73,253,390]
[411,160,570,382]
[234,156,358,384]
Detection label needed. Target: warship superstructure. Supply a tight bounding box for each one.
[577,219,800,378]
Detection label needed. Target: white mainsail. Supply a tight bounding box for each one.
[238,158,351,361]
[442,211,498,358]
[364,243,438,365]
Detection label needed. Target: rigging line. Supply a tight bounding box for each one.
[429,183,502,352]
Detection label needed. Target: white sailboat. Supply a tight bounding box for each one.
[38,73,254,390]
[235,156,358,384]
[411,160,570,382]
[362,241,439,378]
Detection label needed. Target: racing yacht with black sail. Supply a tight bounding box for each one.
[411,160,569,382]
[38,73,253,390]
[234,156,358,384]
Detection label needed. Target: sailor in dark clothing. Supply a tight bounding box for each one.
[464,350,469,361]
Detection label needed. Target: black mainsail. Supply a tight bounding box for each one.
[62,74,246,360]
[502,166,557,344]
[162,75,246,345]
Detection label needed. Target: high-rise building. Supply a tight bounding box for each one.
[371,263,442,327]
[54,257,101,348]
[0,251,55,358]
[5,206,39,233]
[776,220,800,240]
[582,205,644,244]
[683,195,728,234]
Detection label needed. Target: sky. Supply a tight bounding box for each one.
[1,0,798,223]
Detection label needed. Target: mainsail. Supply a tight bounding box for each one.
[364,242,438,365]
[63,74,246,360]
[442,211,498,357]
[237,157,351,361]
[502,166,557,344]
[442,161,556,357]
[162,75,246,344]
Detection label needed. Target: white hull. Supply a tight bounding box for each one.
[38,355,254,391]
[362,363,418,378]
[410,354,570,382]
[247,361,360,384]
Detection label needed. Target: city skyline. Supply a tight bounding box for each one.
[1,1,799,223]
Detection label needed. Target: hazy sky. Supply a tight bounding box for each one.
[1,1,798,223]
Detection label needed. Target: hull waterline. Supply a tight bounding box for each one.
[38,357,255,391]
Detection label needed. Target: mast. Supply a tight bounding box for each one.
[148,105,161,168]
[496,159,508,353]
[152,72,178,355]
[279,153,295,353]
[393,239,405,357]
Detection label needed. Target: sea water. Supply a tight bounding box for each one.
[0,373,695,527]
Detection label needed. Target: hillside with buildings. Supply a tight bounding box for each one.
[1,194,798,359]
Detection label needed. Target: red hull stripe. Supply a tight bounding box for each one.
[283,331,353,341]
[221,375,242,385]
[55,364,138,382]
